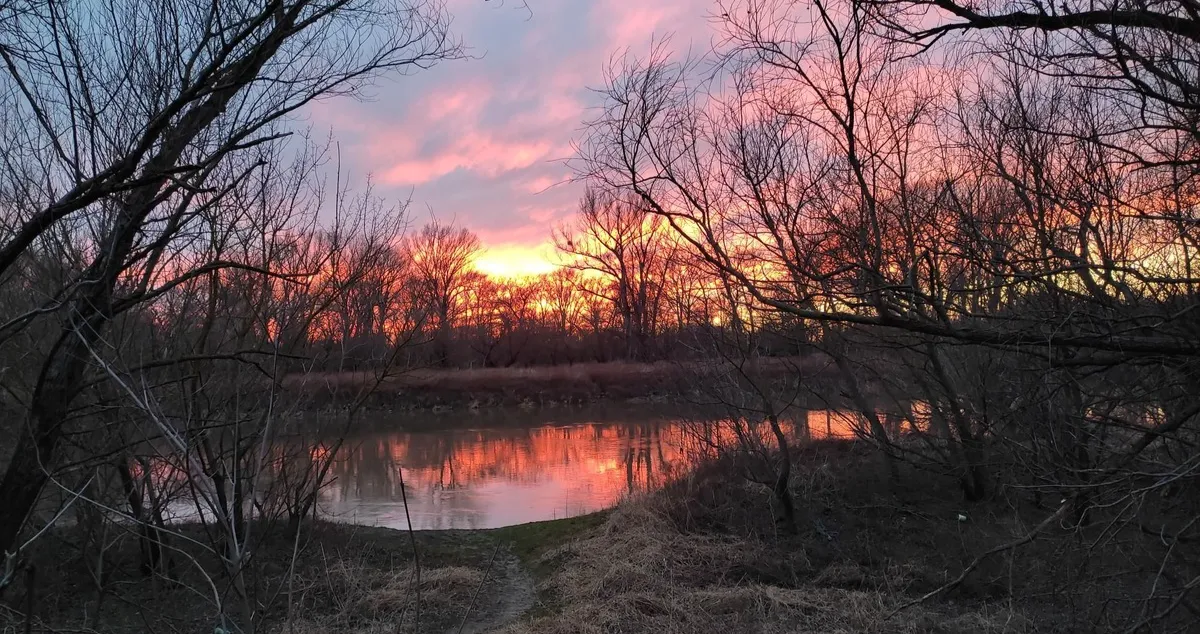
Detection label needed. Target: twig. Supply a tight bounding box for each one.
[1123,573,1200,634]
[285,521,304,634]
[885,499,1073,618]
[456,540,504,634]
[22,565,34,634]
[1,473,96,593]
[397,463,421,631]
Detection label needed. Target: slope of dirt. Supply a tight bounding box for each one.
[450,550,536,634]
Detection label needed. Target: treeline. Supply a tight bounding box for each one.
[317,202,810,371]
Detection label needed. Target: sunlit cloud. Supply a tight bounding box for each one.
[305,0,714,262]
[521,175,562,194]
[380,133,556,185]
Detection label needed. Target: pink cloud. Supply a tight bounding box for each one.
[415,82,493,123]
[604,5,678,46]
[521,175,563,194]
[380,132,555,186]
[305,0,715,255]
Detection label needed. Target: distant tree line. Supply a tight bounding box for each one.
[307,197,813,371]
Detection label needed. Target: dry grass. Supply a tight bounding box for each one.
[282,562,487,634]
[294,356,838,410]
[8,521,505,634]
[499,499,1031,634]
[15,440,1182,633]
[495,440,1196,633]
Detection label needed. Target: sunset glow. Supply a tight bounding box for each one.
[473,242,560,279]
[10,0,1200,626]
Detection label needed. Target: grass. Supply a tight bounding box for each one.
[492,500,1026,634]
[11,512,603,634]
[14,438,1183,633]
[491,510,612,579]
[488,440,1188,633]
[6,520,508,634]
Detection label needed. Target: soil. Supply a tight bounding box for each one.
[451,550,537,634]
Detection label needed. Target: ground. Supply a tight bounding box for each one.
[7,441,1192,633]
[450,550,535,634]
[6,521,535,634]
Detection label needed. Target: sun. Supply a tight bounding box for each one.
[474,243,559,279]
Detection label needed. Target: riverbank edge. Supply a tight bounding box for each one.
[15,442,1169,633]
[8,513,601,634]
[452,440,1164,633]
[288,355,845,414]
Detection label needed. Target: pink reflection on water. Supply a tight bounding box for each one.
[320,422,695,530]
[147,408,889,530]
[319,410,867,530]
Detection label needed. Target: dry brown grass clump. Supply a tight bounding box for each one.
[545,497,803,594]
[501,497,1032,634]
[280,561,486,634]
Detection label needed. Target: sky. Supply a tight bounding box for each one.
[305,0,717,277]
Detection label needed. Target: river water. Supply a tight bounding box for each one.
[312,405,862,530]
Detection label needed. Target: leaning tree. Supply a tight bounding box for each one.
[0,0,458,585]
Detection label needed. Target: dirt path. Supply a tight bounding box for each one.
[448,548,536,634]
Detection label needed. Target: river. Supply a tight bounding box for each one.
[311,405,863,530]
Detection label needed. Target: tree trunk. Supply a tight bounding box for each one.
[0,36,291,554]
[767,415,798,534]
[0,425,56,564]
[926,343,988,500]
[0,326,100,557]
[822,326,897,480]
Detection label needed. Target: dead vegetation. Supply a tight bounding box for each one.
[285,563,487,634]
[1,522,513,634]
[501,441,1197,633]
[300,356,839,411]
[9,440,1195,633]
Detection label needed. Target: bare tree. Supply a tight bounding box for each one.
[575,0,1200,626]
[867,0,1200,171]
[0,0,459,591]
[404,219,483,366]
[555,187,679,360]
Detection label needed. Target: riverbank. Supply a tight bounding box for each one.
[501,446,1197,634]
[13,441,1174,633]
[292,355,841,412]
[6,509,604,633]
[496,442,1037,634]
[8,519,523,634]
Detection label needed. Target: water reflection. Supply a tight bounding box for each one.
[318,407,869,530]
[143,406,886,530]
[322,423,681,530]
